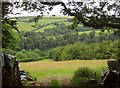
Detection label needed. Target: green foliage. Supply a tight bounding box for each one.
[73,67,94,79]
[16,49,46,62]
[35,24,56,32]
[19,27,118,51]
[49,40,118,61]
[68,17,79,29]
[50,79,60,87]
[2,18,20,49]
[70,77,89,87]
[16,52,28,61]
[2,48,16,55]
[70,67,95,87]
[49,46,64,61]
[3,16,118,62]
[117,39,120,60]
[26,51,40,61]
[33,49,41,54]
[21,49,28,54]
[59,44,74,60]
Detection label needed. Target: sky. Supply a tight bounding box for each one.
[7,0,79,17]
[7,1,116,17]
[8,4,63,17]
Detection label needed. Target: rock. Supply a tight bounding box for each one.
[1,53,21,87]
[102,71,118,88]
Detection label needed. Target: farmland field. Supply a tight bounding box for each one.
[19,60,108,82]
[17,16,69,32]
[35,24,56,32]
[37,19,67,25]
[17,22,34,32]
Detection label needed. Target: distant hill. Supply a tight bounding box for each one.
[16,16,114,37]
[17,16,73,32]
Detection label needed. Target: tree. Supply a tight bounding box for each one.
[49,46,63,61]
[2,2,20,49]
[40,2,120,29]
[16,52,27,61]
[2,1,120,29]
[2,18,20,49]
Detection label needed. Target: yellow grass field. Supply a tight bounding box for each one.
[19,60,108,82]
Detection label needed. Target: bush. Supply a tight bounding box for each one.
[70,77,90,87]
[70,67,95,87]
[2,48,16,55]
[16,52,27,61]
[16,49,46,62]
[73,67,94,79]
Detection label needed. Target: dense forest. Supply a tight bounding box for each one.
[2,16,119,62]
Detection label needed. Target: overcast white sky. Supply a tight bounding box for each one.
[7,0,84,17]
[8,5,63,17]
[7,1,116,17]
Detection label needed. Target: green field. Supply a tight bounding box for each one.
[35,24,56,32]
[78,30,113,36]
[38,19,67,25]
[17,16,84,32]
[19,60,108,82]
[17,17,69,32]
[17,22,34,32]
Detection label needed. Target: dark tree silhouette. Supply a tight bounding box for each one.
[2,1,120,29]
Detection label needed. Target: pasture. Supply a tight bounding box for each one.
[17,16,69,32]
[17,22,34,32]
[19,60,108,82]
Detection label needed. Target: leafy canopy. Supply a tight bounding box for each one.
[2,1,120,29]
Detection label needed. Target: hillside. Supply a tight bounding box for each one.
[17,16,92,34]
[17,16,72,32]
[17,16,115,36]
[8,15,118,62]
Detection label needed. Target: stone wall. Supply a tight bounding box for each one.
[1,53,21,87]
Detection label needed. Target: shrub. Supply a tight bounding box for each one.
[16,49,46,62]
[70,67,95,87]
[16,52,27,61]
[73,67,94,79]
[2,48,16,55]
[70,77,90,87]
